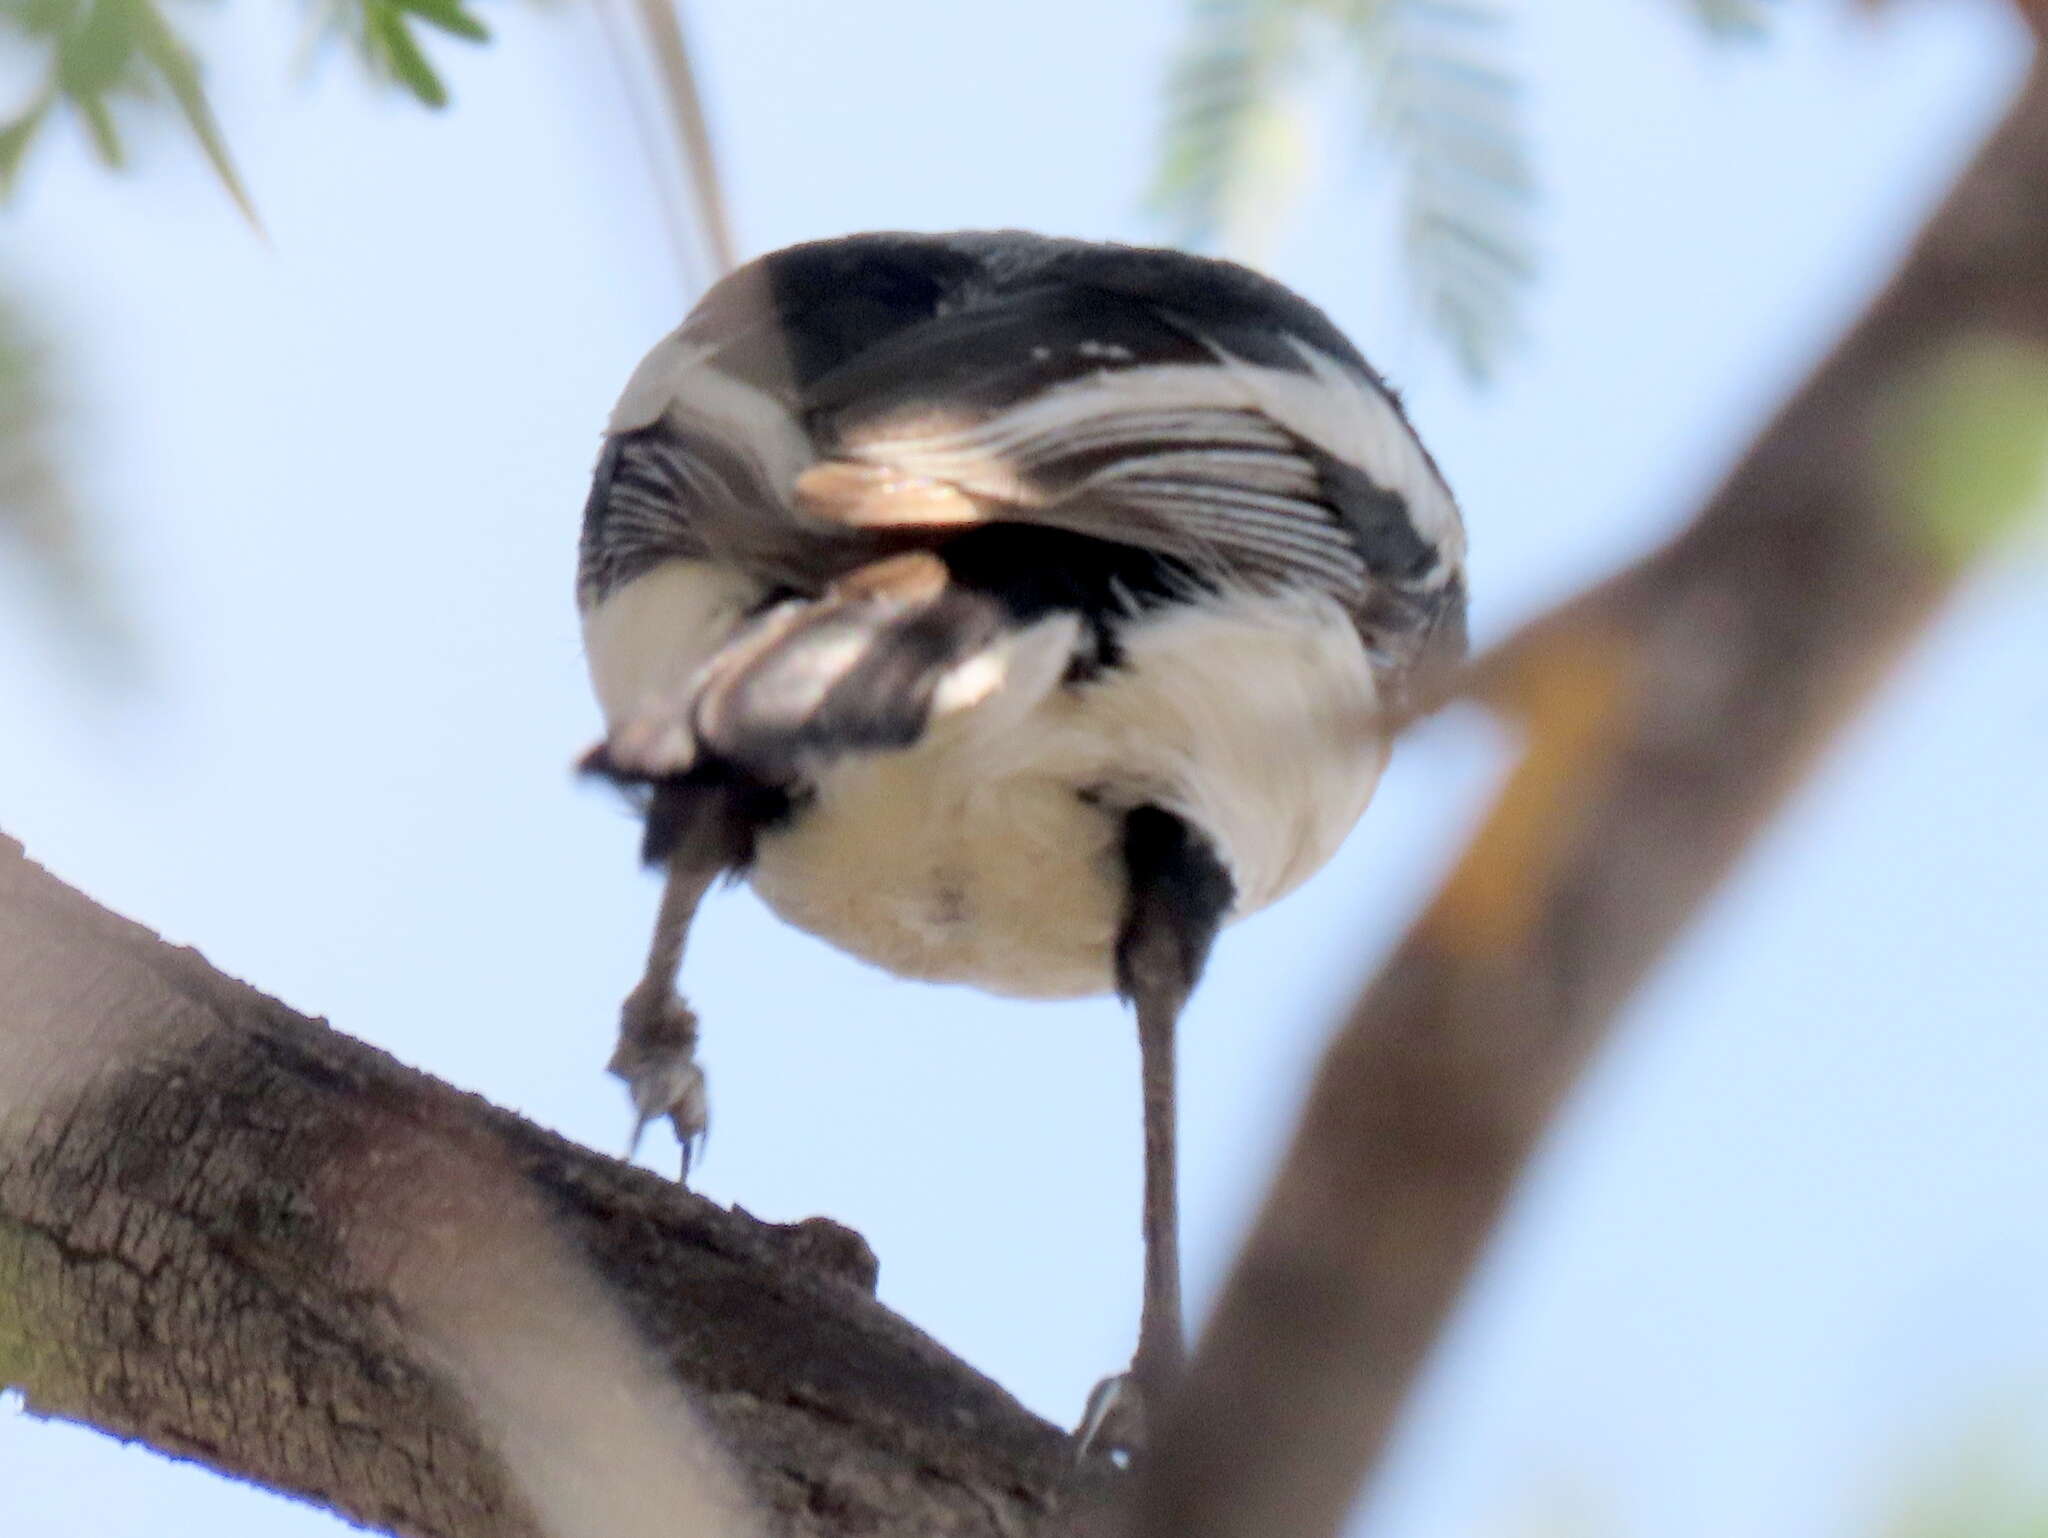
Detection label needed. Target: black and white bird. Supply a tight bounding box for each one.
[576,230,1466,1450]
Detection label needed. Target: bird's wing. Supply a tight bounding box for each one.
[804,281,1458,594]
[795,269,1465,689]
[582,236,1466,696]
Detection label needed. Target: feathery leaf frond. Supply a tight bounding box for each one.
[1151,0,1313,251]
[1152,0,1537,379]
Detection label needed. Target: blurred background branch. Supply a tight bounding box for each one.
[621,0,731,278]
[1141,26,2047,1538]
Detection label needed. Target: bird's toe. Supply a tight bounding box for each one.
[1074,1371,1146,1465]
[608,986,709,1180]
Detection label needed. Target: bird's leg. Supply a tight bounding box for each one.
[1077,805,1234,1461]
[606,777,753,1181]
[610,853,719,1174]
[1132,964,1187,1398]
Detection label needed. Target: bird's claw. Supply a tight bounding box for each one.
[609,986,710,1183]
[623,1082,708,1175]
[665,1070,710,1181]
[1074,1371,1145,1465]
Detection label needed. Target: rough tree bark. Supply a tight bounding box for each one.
[0,834,1122,1537]
[1139,30,2048,1538]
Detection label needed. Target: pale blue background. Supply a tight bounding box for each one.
[3,2,2045,1535]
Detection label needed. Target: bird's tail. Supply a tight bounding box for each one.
[597,552,1014,789]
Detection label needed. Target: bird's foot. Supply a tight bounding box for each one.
[607,982,709,1181]
[1073,1371,1147,1465]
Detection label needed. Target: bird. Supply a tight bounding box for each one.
[574,230,1467,1454]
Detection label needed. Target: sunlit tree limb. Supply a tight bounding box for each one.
[0,836,1124,1538]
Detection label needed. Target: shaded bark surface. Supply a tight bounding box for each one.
[1138,47,2048,1538]
[0,836,1121,1537]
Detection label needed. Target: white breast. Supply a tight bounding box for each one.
[584,562,1388,999]
[748,591,1388,999]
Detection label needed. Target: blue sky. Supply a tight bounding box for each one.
[2,2,2045,1535]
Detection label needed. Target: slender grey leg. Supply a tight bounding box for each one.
[1133,977,1186,1403]
[604,775,759,1182]
[1077,805,1234,1460]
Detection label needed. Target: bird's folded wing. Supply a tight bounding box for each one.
[792,280,1462,608]
[584,243,1466,692]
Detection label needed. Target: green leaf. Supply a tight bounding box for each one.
[390,0,489,43]
[367,0,452,107]
[322,0,494,108]
[72,87,124,166]
[54,0,141,100]
[128,0,260,225]
[1893,335,2048,568]
[0,0,259,222]
[0,102,52,188]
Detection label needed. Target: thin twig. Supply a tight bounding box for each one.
[593,0,703,293]
[629,0,738,279]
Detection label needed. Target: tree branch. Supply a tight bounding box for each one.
[1140,48,2048,1538]
[0,835,1120,1537]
